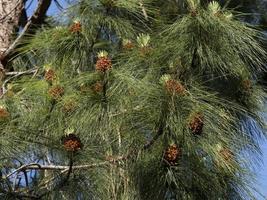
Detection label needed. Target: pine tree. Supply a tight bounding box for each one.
[0,0,266,199]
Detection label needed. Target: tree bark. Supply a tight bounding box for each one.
[0,0,24,69]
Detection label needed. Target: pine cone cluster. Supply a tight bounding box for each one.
[69,21,82,33]
[95,53,112,72]
[44,69,56,82]
[0,107,9,119]
[165,79,186,95]
[48,86,64,100]
[62,134,83,152]
[188,113,204,135]
[91,81,103,93]
[163,144,182,166]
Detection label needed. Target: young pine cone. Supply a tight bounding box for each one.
[0,107,10,119]
[95,56,112,72]
[48,86,64,100]
[122,39,134,50]
[44,69,56,82]
[91,81,103,93]
[163,144,182,166]
[69,21,82,33]
[63,100,77,113]
[62,134,83,152]
[165,79,186,95]
[188,113,204,136]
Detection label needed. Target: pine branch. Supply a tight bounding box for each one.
[4,133,166,178]
[3,162,114,176]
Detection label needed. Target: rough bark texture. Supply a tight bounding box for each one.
[0,0,23,69]
[0,0,52,70]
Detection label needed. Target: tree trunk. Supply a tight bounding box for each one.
[0,0,23,69]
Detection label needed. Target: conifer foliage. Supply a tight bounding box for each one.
[0,0,266,199]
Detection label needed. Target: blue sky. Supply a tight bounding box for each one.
[25,1,267,199]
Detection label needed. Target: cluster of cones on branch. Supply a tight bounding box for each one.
[44,67,65,100]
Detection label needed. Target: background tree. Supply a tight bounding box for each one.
[0,0,266,199]
[0,0,53,70]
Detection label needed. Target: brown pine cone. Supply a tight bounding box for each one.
[48,86,64,100]
[63,100,77,113]
[91,81,103,93]
[95,56,112,72]
[0,107,9,119]
[165,79,186,95]
[62,134,83,152]
[44,69,56,82]
[69,21,82,33]
[122,39,134,50]
[188,113,204,135]
[163,144,182,166]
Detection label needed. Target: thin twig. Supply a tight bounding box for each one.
[4,163,41,179]
[139,0,148,20]
[0,68,38,98]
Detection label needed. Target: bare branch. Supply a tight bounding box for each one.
[139,0,148,20]
[5,163,41,179]
[0,68,38,98]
